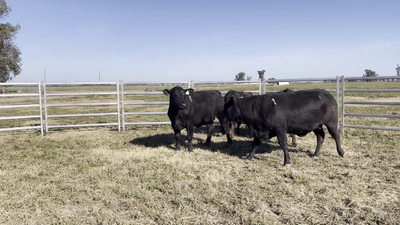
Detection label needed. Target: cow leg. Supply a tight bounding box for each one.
[228,121,235,137]
[217,116,233,145]
[186,125,194,152]
[311,126,325,158]
[247,125,253,138]
[248,137,262,160]
[236,122,241,136]
[325,122,345,157]
[205,123,215,148]
[290,134,297,147]
[173,128,182,151]
[276,130,291,166]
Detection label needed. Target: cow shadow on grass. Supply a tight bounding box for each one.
[129,126,306,158]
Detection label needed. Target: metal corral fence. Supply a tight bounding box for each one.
[121,81,191,130]
[43,81,121,132]
[0,82,44,135]
[0,76,399,136]
[341,76,400,134]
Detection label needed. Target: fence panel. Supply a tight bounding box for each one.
[121,81,190,130]
[43,81,120,132]
[341,76,400,134]
[0,82,44,135]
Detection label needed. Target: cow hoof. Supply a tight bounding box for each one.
[339,150,345,157]
[311,156,319,160]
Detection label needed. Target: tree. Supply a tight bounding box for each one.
[234,72,246,81]
[0,0,22,83]
[362,69,378,82]
[246,76,252,81]
[396,64,400,76]
[362,69,378,78]
[257,70,265,79]
[267,77,277,85]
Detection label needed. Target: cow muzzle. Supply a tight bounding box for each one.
[180,103,187,109]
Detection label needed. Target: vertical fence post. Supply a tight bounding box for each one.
[262,78,266,94]
[43,81,49,133]
[336,75,340,129]
[191,80,195,89]
[187,80,191,89]
[116,81,121,132]
[341,75,345,136]
[258,78,262,95]
[38,81,44,136]
[121,81,125,131]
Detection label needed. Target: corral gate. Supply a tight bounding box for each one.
[43,82,121,132]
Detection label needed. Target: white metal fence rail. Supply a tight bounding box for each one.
[0,82,44,135]
[43,81,121,132]
[192,80,261,95]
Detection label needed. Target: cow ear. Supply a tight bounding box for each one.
[184,88,194,95]
[163,89,170,96]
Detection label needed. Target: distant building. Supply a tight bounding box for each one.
[275,82,290,86]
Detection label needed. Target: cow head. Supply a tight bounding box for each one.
[223,97,241,122]
[163,86,194,110]
[224,90,253,104]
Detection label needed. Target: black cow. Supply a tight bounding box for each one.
[224,90,254,136]
[224,89,298,147]
[163,86,232,152]
[223,89,344,166]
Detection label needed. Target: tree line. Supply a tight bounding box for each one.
[235,66,400,82]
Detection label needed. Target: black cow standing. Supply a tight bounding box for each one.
[224,89,298,147]
[223,89,345,166]
[223,90,254,136]
[163,86,232,152]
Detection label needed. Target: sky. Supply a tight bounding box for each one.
[5,0,400,83]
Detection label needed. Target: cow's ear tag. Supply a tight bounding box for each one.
[271,98,277,105]
[185,90,190,95]
[239,96,244,98]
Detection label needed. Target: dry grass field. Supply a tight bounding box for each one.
[0,82,399,224]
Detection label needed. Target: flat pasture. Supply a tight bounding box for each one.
[0,81,399,224]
